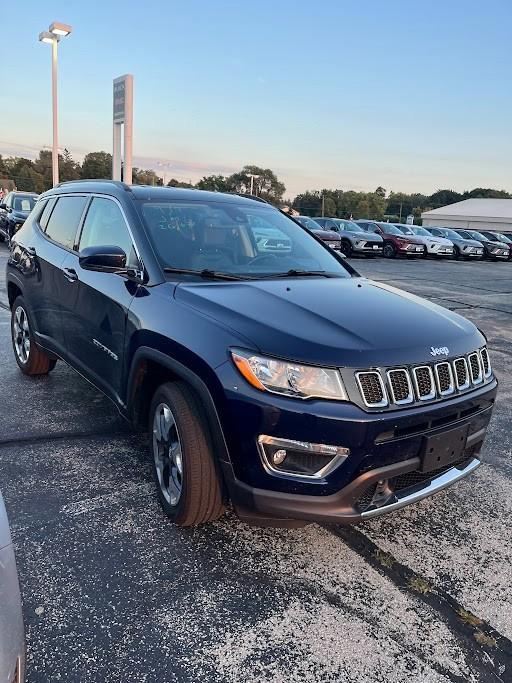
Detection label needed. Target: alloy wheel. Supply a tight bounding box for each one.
[152,402,183,506]
[13,306,30,364]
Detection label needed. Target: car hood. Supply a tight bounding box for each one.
[414,235,452,246]
[485,239,509,248]
[175,277,483,367]
[455,238,484,248]
[313,229,339,240]
[350,232,383,242]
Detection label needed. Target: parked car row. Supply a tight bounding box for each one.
[294,214,511,261]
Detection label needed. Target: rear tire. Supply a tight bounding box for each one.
[11,296,57,375]
[383,242,396,258]
[340,240,352,257]
[149,381,225,527]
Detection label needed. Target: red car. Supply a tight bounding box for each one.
[295,215,342,251]
[355,220,425,258]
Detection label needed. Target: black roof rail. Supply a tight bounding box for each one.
[231,192,270,204]
[55,179,132,192]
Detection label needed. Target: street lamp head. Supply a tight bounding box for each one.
[39,31,55,44]
[49,21,72,37]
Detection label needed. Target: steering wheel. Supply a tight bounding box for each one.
[247,253,279,266]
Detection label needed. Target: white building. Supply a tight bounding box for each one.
[422,199,512,235]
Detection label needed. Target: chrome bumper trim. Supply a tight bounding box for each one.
[361,457,481,519]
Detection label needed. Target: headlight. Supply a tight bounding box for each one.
[231,349,348,400]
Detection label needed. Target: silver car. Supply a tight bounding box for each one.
[0,494,25,683]
[313,217,383,257]
[394,224,454,258]
[425,227,484,259]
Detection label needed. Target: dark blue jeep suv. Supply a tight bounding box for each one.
[6,181,497,527]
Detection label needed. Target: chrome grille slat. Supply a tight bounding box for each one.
[412,366,436,401]
[480,348,491,378]
[434,362,455,396]
[387,369,413,404]
[356,371,388,408]
[453,357,470,390]
[468,352,483,385]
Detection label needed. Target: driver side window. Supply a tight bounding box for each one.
[79,197,138,268]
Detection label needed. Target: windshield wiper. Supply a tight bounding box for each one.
[162,267,249,281]
[257,269,335,279]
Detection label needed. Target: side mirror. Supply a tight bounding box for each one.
[79,245,127,272]
[0,203,7,210]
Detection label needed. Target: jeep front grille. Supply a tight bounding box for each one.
[353,347,492,410]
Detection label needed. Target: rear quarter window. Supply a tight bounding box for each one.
[45,195,88,250]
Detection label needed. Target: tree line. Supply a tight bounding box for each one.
[0,151,286,204]
[1,149,509,221]
[292,186,512,222]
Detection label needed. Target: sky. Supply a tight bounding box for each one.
[1,0,511,198]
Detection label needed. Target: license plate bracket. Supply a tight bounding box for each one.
[420,424,469,472]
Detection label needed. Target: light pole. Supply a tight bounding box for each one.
[39,21,72,187]
[246,173,260,195]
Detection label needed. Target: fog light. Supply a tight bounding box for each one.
[272,449,287,465]
[258,435,349,479]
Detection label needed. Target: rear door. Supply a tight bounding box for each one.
[29,194,88,354]
[61,196,141,401]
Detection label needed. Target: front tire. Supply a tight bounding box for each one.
[11,296,57,375]
[149,381,225,526]
[340,239,352,257]
[383,242,396,258]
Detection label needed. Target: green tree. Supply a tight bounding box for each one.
[429,189,462,208]
[196,174,232,192]
[462,187,511,199]
[132,168,162,185]
[375,186,386,197]
[81,151,112,179]
[227,165,285,203]
[60,148,81,182]
[167,178,194,188]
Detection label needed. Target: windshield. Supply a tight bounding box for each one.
[379,224,402,235]
[13,195,37,212]
[336,220,364,233]
[412,227,431,236]
[396,225,414,235]
[467,230,488,241]
[138,200,351,279]
[495,233,511,243]
[297,216,322,230]
[437,228,462,240]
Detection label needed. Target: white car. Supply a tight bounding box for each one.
[0,494,25,683]
[394,224,454,257]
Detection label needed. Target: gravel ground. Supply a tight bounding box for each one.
[0,244,511,682]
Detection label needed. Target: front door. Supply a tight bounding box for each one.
[61,196,140,401]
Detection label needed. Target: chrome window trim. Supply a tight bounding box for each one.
[434,361,455,396]
[42,191,145,277]
[412,365,436,401]
[453,357,470,391]
[386,369,414,405]
[468,352,483,385]
[355,370,388,408]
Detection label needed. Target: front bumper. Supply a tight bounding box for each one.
[217,359,497,525]
[398,244,424,254]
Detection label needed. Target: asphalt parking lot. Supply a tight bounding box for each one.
[0,244,511,682]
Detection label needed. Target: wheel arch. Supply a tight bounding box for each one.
[7,280,23,309]
[126,347,231,465]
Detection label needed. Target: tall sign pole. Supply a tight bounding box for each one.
[112,74,134,183]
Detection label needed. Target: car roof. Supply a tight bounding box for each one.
[11,191,38,196]
[41,180,274,208]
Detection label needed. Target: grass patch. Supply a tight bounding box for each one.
[408,576,432,594]
[474,631,497,648]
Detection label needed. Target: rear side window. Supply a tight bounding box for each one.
[45,196,88,250]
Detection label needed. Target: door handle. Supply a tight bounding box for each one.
[63,267,78,282]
